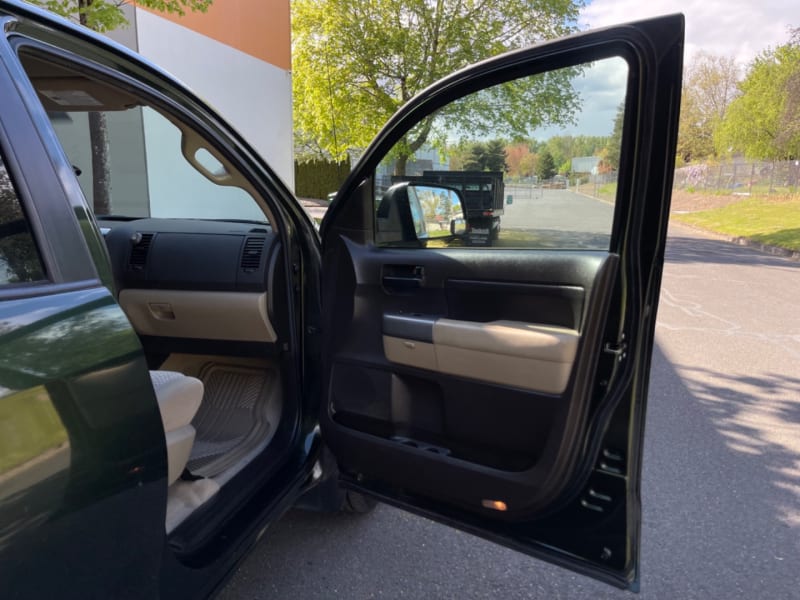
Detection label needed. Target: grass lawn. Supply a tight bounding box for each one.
[574,181,617,203]
[0,386,67,475]
[426,228,543,248]
[673,195,800,251]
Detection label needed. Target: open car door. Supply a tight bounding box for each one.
[319,15,683,590]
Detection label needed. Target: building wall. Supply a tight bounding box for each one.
[109,1,293,192]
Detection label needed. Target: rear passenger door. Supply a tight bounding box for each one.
[321,16,683,589]
[0,25,164,599]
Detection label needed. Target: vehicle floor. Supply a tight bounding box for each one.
[187,363,282,482]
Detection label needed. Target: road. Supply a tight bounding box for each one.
[502,185,613,233]
[219,219,800,599]
[496,187,613,248]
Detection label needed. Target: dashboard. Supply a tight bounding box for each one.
[100,218,284,355]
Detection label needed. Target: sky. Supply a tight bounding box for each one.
[580,0,796,65]
[532,1,796,140]
[535,57,626,139]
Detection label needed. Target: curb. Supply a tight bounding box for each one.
[669,218,800,262]
[571,188,614,205]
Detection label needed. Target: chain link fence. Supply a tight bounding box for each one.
[674,160,800,195]
[374,160,800,202]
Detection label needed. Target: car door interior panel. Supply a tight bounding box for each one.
[319,13,682,587]
[324,237,620,511]
[384,317,580,394]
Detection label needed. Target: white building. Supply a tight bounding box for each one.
[105,0,293,190]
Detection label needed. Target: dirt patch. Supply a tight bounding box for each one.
[669,190,750,213]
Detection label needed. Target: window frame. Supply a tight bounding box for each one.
[0,34,104,297]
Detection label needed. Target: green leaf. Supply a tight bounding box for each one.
[716,40,800,160]
[293,0,584,160]
[26,0,212,32]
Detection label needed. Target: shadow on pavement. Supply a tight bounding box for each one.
[498,227,610,249]
[665,235,798,268]
[669,362,800,528]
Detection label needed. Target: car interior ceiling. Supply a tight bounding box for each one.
[18,51,297,539]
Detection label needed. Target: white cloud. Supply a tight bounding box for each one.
[581,0,796,65]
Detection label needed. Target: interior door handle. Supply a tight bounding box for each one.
[382,275,422,291]
[382,265,425,292]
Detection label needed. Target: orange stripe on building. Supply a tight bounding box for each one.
[136,0,290,71]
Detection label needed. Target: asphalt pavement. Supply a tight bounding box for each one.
[502,185,613,233]
[219,218,800,599]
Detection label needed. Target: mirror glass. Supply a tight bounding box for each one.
[407,184,466,239]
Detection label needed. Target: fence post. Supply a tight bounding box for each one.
[748,162,755,196]
[716,164,724,190]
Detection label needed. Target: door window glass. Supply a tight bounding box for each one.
[0,151,46,284]
[374,57,628,249]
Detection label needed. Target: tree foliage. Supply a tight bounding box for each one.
[536,149,556,180]
[462,140,507,172]
[29,0,211,32]
[292,0,584,163]
[542,134,611,171]
[603,102,624,170]
[505,143,537,178]
[676,52,739,163]
[716,37,800,160]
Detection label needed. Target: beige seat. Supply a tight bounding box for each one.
[150,371,204,485]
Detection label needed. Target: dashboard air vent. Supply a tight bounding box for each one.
[240,237,264,271]
[129,233,154,269]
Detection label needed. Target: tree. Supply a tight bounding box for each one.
[292,0,583,171]
[536,149,556,180]
[716,36,800,159]
[676,52,739,163]
[506,142,536,178]
[776,27,800,155]
[463,140,507,172]
[604,102,624,170]
[27,0,212,214]
[543,135,605,170]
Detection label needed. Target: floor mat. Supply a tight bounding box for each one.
[187,364,280,478]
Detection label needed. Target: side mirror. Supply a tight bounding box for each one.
[376,183,465,246]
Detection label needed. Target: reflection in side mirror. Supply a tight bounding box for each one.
[408,184,465,238]
[376,183,466,246]
[450,216,467,236]
[406,184,429,241]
